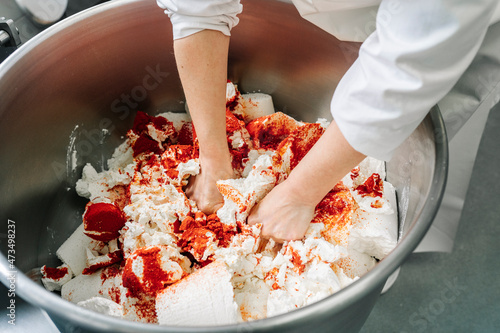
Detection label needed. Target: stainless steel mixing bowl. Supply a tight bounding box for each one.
[0,0,448,332]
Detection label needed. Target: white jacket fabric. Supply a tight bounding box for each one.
[157,0,500,161]
[157,0,242,40]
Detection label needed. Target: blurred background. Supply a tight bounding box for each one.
[1,0,108,62]
[1,0,499,332]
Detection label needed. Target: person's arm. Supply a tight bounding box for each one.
[158,0,242,213]
[248,121,365,242]
[249,0,498,242]
[175,30,234,213]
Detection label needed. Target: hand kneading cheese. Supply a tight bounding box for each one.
[41,82,398,325]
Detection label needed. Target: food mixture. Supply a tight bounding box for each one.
[40,82,398,325]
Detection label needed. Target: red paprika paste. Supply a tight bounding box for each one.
[83,202,127,242]
[41,265,69,280]
[355,173,384,198]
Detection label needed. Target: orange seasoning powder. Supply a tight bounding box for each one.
[122,247,184,298]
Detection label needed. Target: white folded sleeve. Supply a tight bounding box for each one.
[330,0,498,161]
[156,0,242,39]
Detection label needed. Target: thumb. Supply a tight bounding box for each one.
[247,203,260,226]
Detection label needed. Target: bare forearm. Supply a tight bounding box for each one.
[173,30,234,214]
[174,30,231,166]
[284,121,365,206]
[247,122,364,241]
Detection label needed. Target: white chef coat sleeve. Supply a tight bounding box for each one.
[331,0,498,161]
[156,0,242,40]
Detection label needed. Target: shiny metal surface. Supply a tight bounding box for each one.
[0,30,9,45]
[0,18,21,47]
[0,0,448,332]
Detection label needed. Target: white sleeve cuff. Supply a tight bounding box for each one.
[157,0,242,39]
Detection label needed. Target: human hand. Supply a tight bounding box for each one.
[185,165,235,215]
[247,182,316,243]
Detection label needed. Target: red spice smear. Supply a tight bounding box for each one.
[130,111,177,157]
[240,305,252,322]
[140,154,160,169]
[333,181,349,192]
[107,286,122,305]
[312,187,356,246]
[264,267,280,290]
[314,188,353,223]
[273,123,324,171]
[216,182,246,215]
[355,173,384,198]
[179,216,203,231]
[173,220,182,234]
[162,145,194,166]
[151,115,169,131]
[350,166,360,180]
[132,133,163,157]
[290,249,306,275]
[123,296,158,324]
[330,263,341,276]
[229,147,250,174]
[83,202,127,242]
[195,211,207,224]
[100,264,122,283]
[161,145,194,180]
[335,257,358,279]
[236,221,255,237]
[246,112,300,150]
[42,265,68,280]
[370,200,383,209]
[109,184,130,210]
[225,110,251,172]
[205,214,237,248]
[230,149,248,174]
[177,122,195,145]
[131,111,152,134]
[122,247,184,298]
[131,111,170,134]
[135,155,167,187]
[284,123,324,169]
[225,110,246,135]
[82,250,123,275]
[177,214,236,264]
[177,227,215,261]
